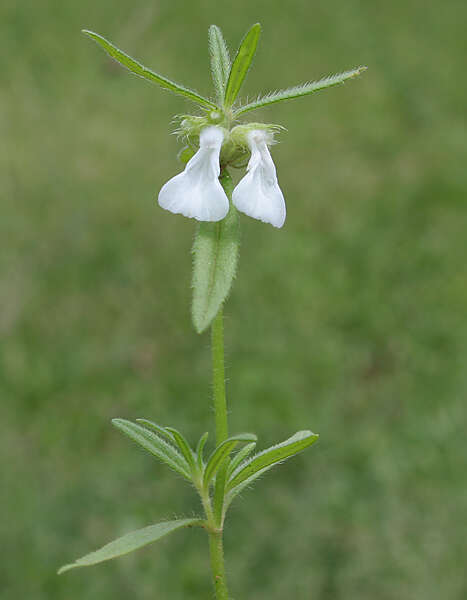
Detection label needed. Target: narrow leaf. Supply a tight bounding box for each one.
[224,23,261,107]
[196,432,209,470]
[234,67,367,116]
[208,25,231,103]
[58,518,203,574]
[135,418,175,442]
[165,427,196,470]
[192,172,240,334]
[227,442,257,479]
[203,433,257,488]
[228,430,319,490]
[225,465,273,509]
[112,419,191,479]
[82,30,218,110]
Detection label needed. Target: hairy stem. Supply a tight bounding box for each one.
[208,530,229,600]
[207,170,232,600]
[211,308,228,446]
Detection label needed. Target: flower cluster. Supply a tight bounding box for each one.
[83,26,364,233]
[158,125,286,228]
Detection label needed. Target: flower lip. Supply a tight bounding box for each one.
[158,125,229,222]
[232,128,286,228]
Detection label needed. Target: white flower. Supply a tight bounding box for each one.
[158,126,229,222]
[232,130,286,228]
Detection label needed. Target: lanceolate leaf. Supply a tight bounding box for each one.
[58,519,203,574]
[227,442,257,479]
[234,67,367,116]
[82,30,218,110]
[135,418,175,442]
[224,23,261,108]
[192,172,240,334]
[112,419,191,479]
[165,427,196,470]
[208,25,231,103]
[196,432,209,469]
[225,465,273,509]
[203,433,257,488]
[228,430,319,490]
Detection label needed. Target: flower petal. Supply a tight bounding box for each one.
[158,126,229,222]
[232,130,286,228]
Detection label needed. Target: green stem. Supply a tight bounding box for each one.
[206,170,232,600]
[208,530,229,600]
[211,308,228,446]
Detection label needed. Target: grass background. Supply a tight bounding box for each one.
[1,0,466,598]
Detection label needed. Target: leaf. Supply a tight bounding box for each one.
[58,518,203,574]
[225,464,273,509]
[196,432,209,470]
[203,433,257,489]
[224,23,261,107]
[234,66,367,116]
[208,25,231,103]
[82,30,218,110]
[112,419,191,479]
[227,430,319,490]
[192,172,240,334]
[226,442,257,479]
[135,418,175,442]
[165,427,196,471]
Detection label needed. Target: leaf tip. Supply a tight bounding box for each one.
[57,564,73,575]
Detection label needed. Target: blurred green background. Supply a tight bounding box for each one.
[1,0,466,598]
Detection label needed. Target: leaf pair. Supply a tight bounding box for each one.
[208,23,261,107]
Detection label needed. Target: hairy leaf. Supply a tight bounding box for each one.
[234,67,367,115]
[192,172,240,333]
[224,23,261,107]
[58,519,203,573]
[203,433,257,488]
[227,442,257,479]
[135,418,175,442]
[112,419,191,479]
[225,465,273,509]
[165,427,196,470]
[196,432,209,470]
[228,430,319,490]
[82,30,217,110]
[208,25,231,103]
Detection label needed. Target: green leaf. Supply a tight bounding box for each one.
[227,430,319,490]
[192,172,240,334]
[135,418,175,442]
[234,66,367,116]
[224,23,261,107]
[165,427,196,471]
[208,25,231,103]
[225,465,273,509]
[58,518,203,574]
[203,433,257,489]
[226,442,257,479]
[112,419,191,479]
[196,432,209,470]
[82,30,218,110]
